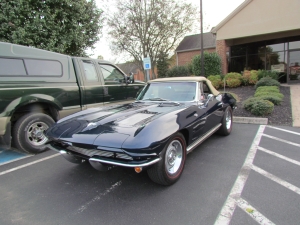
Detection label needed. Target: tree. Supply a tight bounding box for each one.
[156,52,169,78]
[192,52,222,77]
[106,0,197,79]
[0,0,103,56]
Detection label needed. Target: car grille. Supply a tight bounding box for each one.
[67,146,133,161]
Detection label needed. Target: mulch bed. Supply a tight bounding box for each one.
[222,85,293,126]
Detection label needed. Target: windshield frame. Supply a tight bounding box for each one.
[136,81,200,103]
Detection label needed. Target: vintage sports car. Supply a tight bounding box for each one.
[46,77,236,185]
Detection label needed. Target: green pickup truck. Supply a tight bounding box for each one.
[0,42,145,154]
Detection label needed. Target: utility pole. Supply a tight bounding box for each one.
[200,0,204,76]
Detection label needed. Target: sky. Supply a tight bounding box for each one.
[88,0,245,63]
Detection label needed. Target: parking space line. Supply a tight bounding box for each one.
[0,153,60,176]
[251,165,300,195]
[258,146,300,166]
[236,198,275,225]
[214,125,266,225]
[267,126,300,135]
[262,134,300,147]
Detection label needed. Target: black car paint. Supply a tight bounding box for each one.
[46,92,234,161]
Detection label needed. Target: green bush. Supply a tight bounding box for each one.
[256,86,279,93]
[224,72,242,87]
[249,70,258,84]
[166,66,190,77]
[243,97,259,111]
[250,100,274,116]
[254,77,280,89]
[207,75,224,89]
[241,70,257,85]
[257,70,279,81]
[192,52,221,77]
[254,91,283,99]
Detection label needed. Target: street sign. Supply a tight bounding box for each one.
[143,57,151,70]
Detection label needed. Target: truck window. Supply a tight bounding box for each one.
[82,60,98,81]
[24,59,62,76]
[0,58,27,75]
[98,64,125,84]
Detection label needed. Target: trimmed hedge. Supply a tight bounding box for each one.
[224,72,242,88]
[254,77,280,89]
[192,52,221,77]
[241,70,258,85]
[207,75,224,89]
[256,86,279,93]
[257,70,279,81]
[243,97,274,116]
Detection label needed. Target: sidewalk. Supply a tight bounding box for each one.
[290,84,300,127]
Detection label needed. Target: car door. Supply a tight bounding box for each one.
[78,59,105,109]
[200,81,224,132]
[97,63,131,105]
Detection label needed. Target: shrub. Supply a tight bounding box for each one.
[224,72,242,87]
[192,52,221,77]
[166,66,190,77]
[256,86,279,93]
[207,75,223,89]
[257,95,283,105]
[254,77,280,89]
[254,91,283,99]
[249,70,258,84]
[243,97,259,111]
[250,100,274,116]
[241,70,251,85]
[257,70,279,81]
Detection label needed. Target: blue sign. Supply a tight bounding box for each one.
[143,57,151,70]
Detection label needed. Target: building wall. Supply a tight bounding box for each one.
[216,40,228,75]
[216,0,300,40]
[177,48,215,66]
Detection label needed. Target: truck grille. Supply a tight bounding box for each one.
[67,146,133,161]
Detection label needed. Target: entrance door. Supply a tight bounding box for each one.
[288,50,300,82]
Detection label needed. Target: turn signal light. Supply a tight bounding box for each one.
[134,167,142,173]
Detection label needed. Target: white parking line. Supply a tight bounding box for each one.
[262,134,300,147]
[251,165,300,195]
[0,153,60,176]
[267,126,300,135]
[214,125,266,225]
[236,198,275,225]
[258,146,300,166]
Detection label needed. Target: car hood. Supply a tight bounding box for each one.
[46,102,186,148]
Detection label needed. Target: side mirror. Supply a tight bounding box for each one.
[205,94,214,107]
[129,72,135,84]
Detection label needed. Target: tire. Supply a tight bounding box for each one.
[12,112,55,154]
[217,106,233,136]
[147,132,186,185]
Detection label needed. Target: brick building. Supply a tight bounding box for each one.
[175,32,216,66]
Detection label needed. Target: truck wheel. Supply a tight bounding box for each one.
[147,132,186,185]
[13,113,55,154]
[217,106,233,136]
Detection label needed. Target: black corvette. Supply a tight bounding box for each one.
[46,77,236,185]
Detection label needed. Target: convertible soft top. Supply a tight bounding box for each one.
[149,76,220,96]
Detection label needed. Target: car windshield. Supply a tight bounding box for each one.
[137,82,196,102]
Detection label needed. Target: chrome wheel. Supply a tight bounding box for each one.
[26,121,49,146]
[165,140,183,175]
[225,110,232,130]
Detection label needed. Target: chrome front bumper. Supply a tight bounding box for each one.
[46,143,161,169]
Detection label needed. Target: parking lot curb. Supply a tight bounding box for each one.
[233,116,268,125]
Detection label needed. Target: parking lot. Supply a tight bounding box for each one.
[1,123,300,225]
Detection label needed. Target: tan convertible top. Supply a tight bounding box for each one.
[149,76,220,96]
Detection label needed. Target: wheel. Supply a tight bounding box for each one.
[217,106,233,136]
[12,112,55,154]
[147,132,186,185]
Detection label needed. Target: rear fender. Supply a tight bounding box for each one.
[2,94,63,117]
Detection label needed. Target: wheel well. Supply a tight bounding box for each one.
[10,103,59,124]
[179,129,189,146]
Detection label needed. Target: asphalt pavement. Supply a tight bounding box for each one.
[1,123,300,225]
